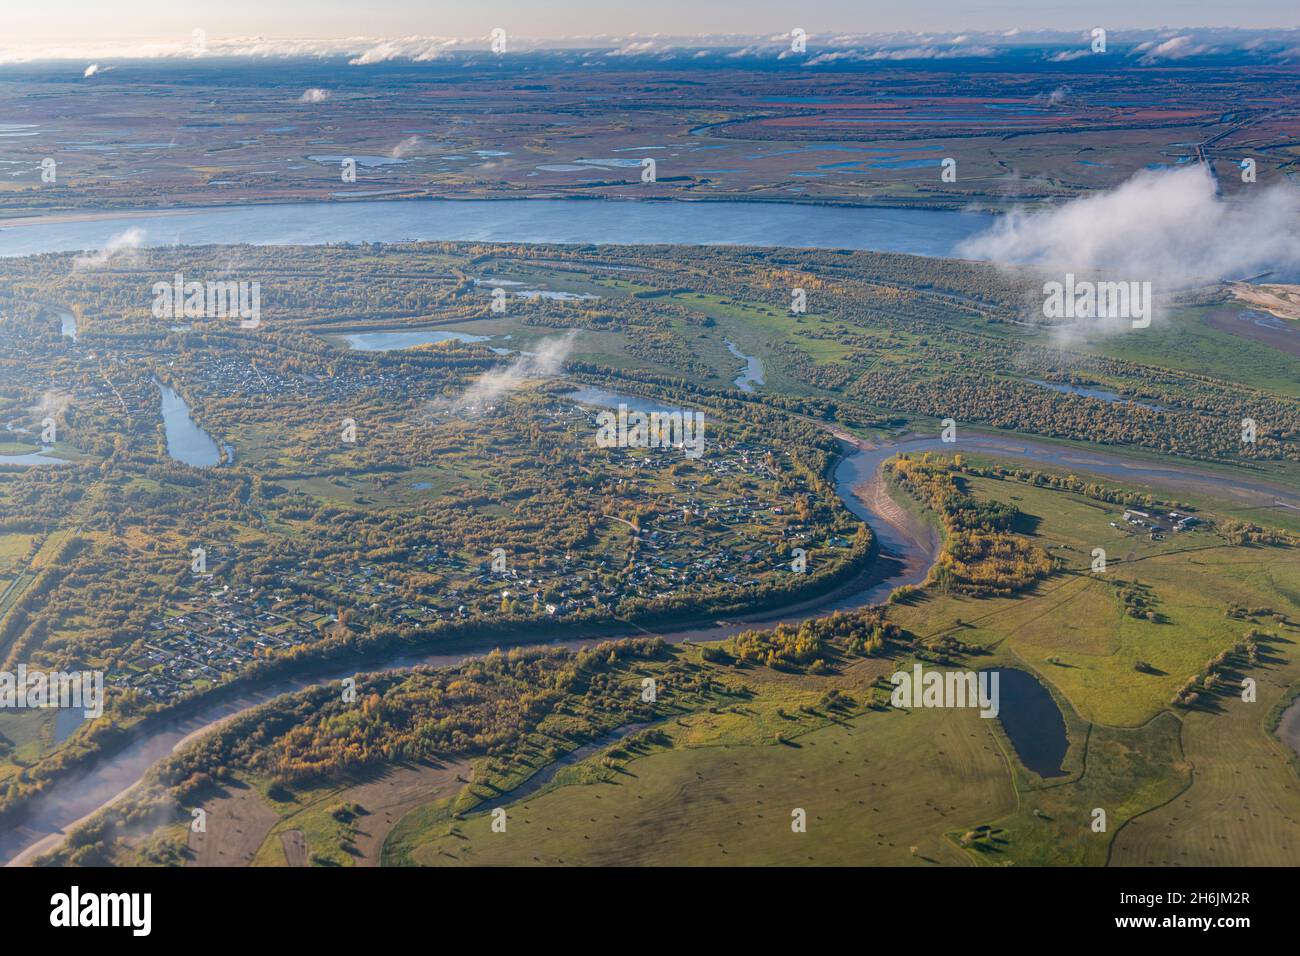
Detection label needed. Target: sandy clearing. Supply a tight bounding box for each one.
[342,760,471,866]
[187,782,281,866]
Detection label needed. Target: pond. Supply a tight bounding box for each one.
[158,382,224,467]
[985,668,1069,778]
[725,339,765,392]
[0,448,69,466]
[58,309,77,341]
[338,329,491,351]
[1028,379,1167,412]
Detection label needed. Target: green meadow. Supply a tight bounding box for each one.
[374,468,1300,867]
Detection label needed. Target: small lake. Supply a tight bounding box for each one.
[986,668,1068,778]
[307,154,409,167]
[725,339,765,392]
[0,448,69,466]
[339,329,491,351]
[1278,696,1300,761]
[0,199,997,259]
[565,386,694,417]
[158,382,223,467]
[1028,379,1167,412]
[53,708,86,744]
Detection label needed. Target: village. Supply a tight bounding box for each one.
[113,424,853,704]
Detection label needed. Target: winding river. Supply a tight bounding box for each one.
[4,198,1300,864]
[0,424,938,866]
[8,415,1300,865]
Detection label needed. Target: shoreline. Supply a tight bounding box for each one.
[0,193,1005,232]
[0,431,924,867]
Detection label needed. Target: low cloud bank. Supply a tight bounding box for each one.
[958,164,1300,291]
[7,28,1300,65]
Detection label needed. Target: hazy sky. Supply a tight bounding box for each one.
[4,0,1298,47]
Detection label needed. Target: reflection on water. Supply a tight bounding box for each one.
[0,199,996,260]
[0,449,69,466]
[725,340,765,393]
[1239,309,1296,333]
[53,708,85,744]
[986,668,1069,777]
[565,386,692,417]
[341,329,490,351]
[158,382,223,467]
[1028,379,1166,412]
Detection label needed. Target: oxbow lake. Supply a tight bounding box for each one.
[157,382,224,467]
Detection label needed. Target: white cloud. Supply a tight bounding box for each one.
[1136,34,1211,64]
[389,136,421,159]
[298,87,330,103]
[348,36,460,65]
[1,28,1297,65]
[1045,49,1090,62]
[1032,86,1071,106]
[28,390,72,427]
[72,227,145,271]
[83,63,100,77]
[440,332,577,415]
[806,44,997,65]
[958,164,1300,295]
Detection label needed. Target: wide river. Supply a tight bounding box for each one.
[0,198,995,258]
[4,198,1300,864]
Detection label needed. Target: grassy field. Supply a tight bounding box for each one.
[888,473,1300,727]
[374,468,1300,867]
[44,445,1300,868]
[1087,304,1300,398]
[386,656,1015,867]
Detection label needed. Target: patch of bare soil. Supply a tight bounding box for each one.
[1210,300,1300,357]
[340,760,470,866]
[280,829,308,867]
[862,469,940,561]
[186,782,280,866]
